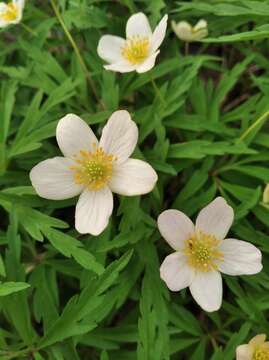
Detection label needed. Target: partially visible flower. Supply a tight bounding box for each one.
[236,334,269,360]
[158,197,262,312]
[97,12,168,73]
[263,184,269,203]
[0,0,24,28]
[171,19,208,42]
[30,111,158,236]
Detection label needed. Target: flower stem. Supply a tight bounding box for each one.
[50,0,104,109]
[237,109,269,142]
[185,42,189,56]
[209,335,218,350]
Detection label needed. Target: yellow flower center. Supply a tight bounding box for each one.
[183,231,223,272]
[253,347,269,360]
[1,3,18,22]
[70,144,116,191]
[121,36,150,64]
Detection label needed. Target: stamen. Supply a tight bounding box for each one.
[183,231,223,272]
[1,3,18,22]
[253,347,269,360]
[121,35,150,65]
[70,143,116,191]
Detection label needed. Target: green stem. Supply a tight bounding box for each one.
[50,0,104,109]
[185,41,189,56]
[0,347,33,359]
[20,22,37,36]
[238,109,269,142]
[212,164,237,176]
[210,335,218,351]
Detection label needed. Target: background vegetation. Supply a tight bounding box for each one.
[0,0,269,359]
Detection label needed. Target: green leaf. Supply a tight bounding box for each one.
[38,250,133,349]
[0,281,30,296]
[44,228,104,275]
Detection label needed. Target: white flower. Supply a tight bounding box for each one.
[0,0,24,28]
[236,334,269,360]
[97,12,168,73]
[158,197,262,312]
[30,111,158,236]
[171,19,208,42]
[263,184,269,203]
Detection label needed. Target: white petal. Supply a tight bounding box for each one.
[136,51,159,73]
[126,12,152,39]
[158,209,194,251]
[14,0,24,20]
[160,252,194,291]
[151,14,168,51]
[14,0,25,7]
[171,21,193,41]
[56,114,98,158]
[30,157,82,200]
[236,345,253,360]
[195,197,234,240]
[189,271,222,312]
[99,110,138,163]
[0,0,25,25]
[194,19,207,31]
[249,334,267,346]
[109,158,157,196]
[218,239,262,275]
[75,187,113,236]
[0,3,8,27]
[97,35,125,63]
[263,184,269,203]
[0,19,8,28]
[0,3,7,11]
[104,62,136,73]
[192,29,208,42]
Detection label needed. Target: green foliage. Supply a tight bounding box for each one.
[0,0,268,359]
[0,282,30,296]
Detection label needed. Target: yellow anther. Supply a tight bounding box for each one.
[183,231,223,272]
[70,144,115,190]
[253,347,269,360]
[1,3,18,22]
[121,35,150,64]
